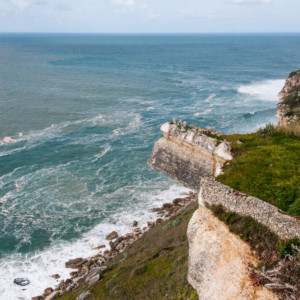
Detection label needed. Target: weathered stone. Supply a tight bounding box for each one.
[277,70,300,125]
[148,122,232,190]
[132,220,138,227]
[106,231,118,240]
[44,287,53,296]
[14,278,30,286]
[44,291,59,300]
[65,258,87,269]
[76,291,91,300]
[85,266,106,283]
[187,206,277,299]
[162,203,173,209]
[172,198,183,206]
[32,296,43,300]
[88,274,100,286]
[50,274,60,279]
[92,244,106,250]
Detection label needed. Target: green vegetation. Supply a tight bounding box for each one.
[283,94,300,118]
[210,204,300,298]
[218,124,300,216]
[57,202,198,300]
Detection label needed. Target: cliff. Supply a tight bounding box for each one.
[187,205,277,300]
[277,70,300,125]
[148,120,232,190]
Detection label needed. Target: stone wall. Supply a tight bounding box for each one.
[199,177,300,240]
[147,121,232,190]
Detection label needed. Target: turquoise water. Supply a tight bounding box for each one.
[0,33,300,299]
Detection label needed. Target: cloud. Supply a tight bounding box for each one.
[230,0,271,3]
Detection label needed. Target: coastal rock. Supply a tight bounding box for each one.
[32,297,44,300]
[132,220,138,227]
[106,231,118,240]
[187,205,277,299]
[50,274,60,279]
[44,291,59,300]
[93,244,105,250]
[277,70,300,125]
[65,258,87,269]
[44,287,53,296]
[77,291,91,300]
[85,266,107,283]
[13,278,30,286]
[148,121,232,190]
[88,274,100,286]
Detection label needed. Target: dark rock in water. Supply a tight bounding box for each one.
[132,220,138,227]
[13,278,30,286]
[50,274,60,279]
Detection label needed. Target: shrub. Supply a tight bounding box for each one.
[278,238,300,258]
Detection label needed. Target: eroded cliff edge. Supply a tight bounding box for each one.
[277,70,300,125]
[148,112,300,298]
[148,120,232,190]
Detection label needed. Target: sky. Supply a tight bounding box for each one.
[0,0,299,33]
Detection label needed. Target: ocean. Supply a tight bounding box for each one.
[0,33,300,299]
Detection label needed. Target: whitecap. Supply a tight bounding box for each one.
[238,79,285,101]
[113,128,124,136]
[91,145,111,163]
[0,136,15,145]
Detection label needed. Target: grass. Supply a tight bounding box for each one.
[57,202,198,300]
[210,204,300,299]
[218,124,300,216]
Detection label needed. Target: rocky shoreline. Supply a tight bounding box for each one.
[31,192,198,300]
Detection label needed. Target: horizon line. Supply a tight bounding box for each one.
[1,31,300,35]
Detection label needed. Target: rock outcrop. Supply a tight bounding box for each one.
[148,120,232,190]
[187,205,277,300]
[277,70,300,125]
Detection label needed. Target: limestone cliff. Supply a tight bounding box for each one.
[147,120,232,190]
[187,205,277,300]
[277,70,300,125]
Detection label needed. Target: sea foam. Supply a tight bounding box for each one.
[0,184,189,300]
[238,79,284,101]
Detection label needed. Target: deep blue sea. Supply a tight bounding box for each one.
[1,33,300,299]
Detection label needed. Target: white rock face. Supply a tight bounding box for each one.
[187,206,278,300]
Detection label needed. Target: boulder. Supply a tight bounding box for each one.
[65,258,87,269]
[77,291,91,300]
[44,291,59,300]
[88,274,100,286]
[44,287,53,296]
[105,231,118,240]
[14,278,30,286]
